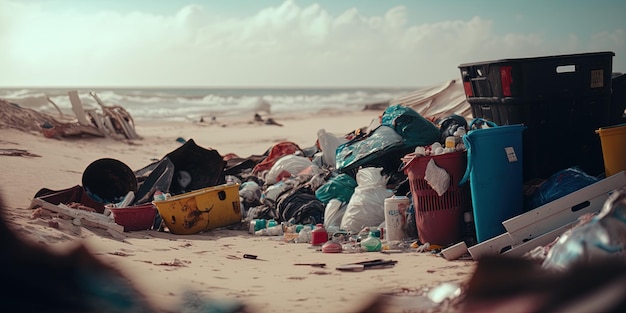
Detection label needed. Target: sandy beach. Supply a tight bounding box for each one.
[2,1,625,311]
[0,108,476,313]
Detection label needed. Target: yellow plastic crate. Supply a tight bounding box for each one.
[153,183,242,235]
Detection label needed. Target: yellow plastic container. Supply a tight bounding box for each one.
[153,183,242,235]
[596,123,626,177]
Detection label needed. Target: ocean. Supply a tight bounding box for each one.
[0,87,418,122]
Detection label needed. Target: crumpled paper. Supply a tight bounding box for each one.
[425,159,450,196]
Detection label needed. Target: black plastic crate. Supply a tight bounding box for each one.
[458,52,615,181]
[612,72,626,124]
[459,51,614,103]
[469,96,609,181]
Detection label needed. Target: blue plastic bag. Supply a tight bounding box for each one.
[527,167,600,211]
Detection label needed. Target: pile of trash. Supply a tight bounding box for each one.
[19,99,626,312]
[27,103,473,252]
[25,99,626,265]
[227,104,468,250]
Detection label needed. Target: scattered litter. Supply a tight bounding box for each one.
[336,259,398,272]
[243,254,268,261]
[427,282,462,303]
[0,149,41,157]
[294,263,326,268]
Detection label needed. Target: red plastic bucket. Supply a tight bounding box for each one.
[109,203,157,231]
[402,151,469,246]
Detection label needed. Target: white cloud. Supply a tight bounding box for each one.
[592,29,625,50]
[1,0,624,87]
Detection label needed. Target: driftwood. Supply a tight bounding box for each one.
[0,90,141,141]
[89,92,141,140]
[68,91,94,127]
[0,149,41,157]
[0,99,105,138]
[46,97,72,121]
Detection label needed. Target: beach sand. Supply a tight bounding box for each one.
[0,109,476,313]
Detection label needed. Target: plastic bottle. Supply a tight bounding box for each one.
[445,136,458,149]
[249,219,267,234]
[262,181,287,202]
[403,204,419,240]
[384,196,409,242]
[255,225,283,236]
[463,211,477,247]
[267,219,278,229]
[295,224,304,233]
[256,219,268,230]
[296,226,313,243]
[153,190,166,202]
[310,223,328,246]
[239,181,261,204]
[361,229,382,252]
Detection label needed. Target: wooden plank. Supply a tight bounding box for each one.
[80,218,127,239]
[84,109,107,136]
[119,116,140,139]
[89,91,141,140]
[102,115,126,140]
[67,91,91,126]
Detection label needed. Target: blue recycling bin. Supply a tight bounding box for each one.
[461,124,526,243]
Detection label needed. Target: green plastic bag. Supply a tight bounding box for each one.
[381,104,440,148]
[315,173,358,204]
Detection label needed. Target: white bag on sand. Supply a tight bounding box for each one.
[340,167,393,233]
[317,129,347,168]
[265,155,313,184]
[324,199,346,228]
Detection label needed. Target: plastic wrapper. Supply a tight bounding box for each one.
[424,158,450,196]
[335,126,404,172]
[542,188,626,271]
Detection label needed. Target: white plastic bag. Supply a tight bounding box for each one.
[265,155,313,184]
[340,167,394,233]
[317,129,347,168]
[324,199,346,228]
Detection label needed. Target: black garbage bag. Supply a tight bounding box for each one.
[438,114,468,144]
[276,185,325,225]
[163,139,226,195]
[132,157,175,205]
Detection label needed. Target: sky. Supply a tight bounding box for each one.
[1,0,625,88]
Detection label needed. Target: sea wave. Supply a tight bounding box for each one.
[0,87,416,122]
